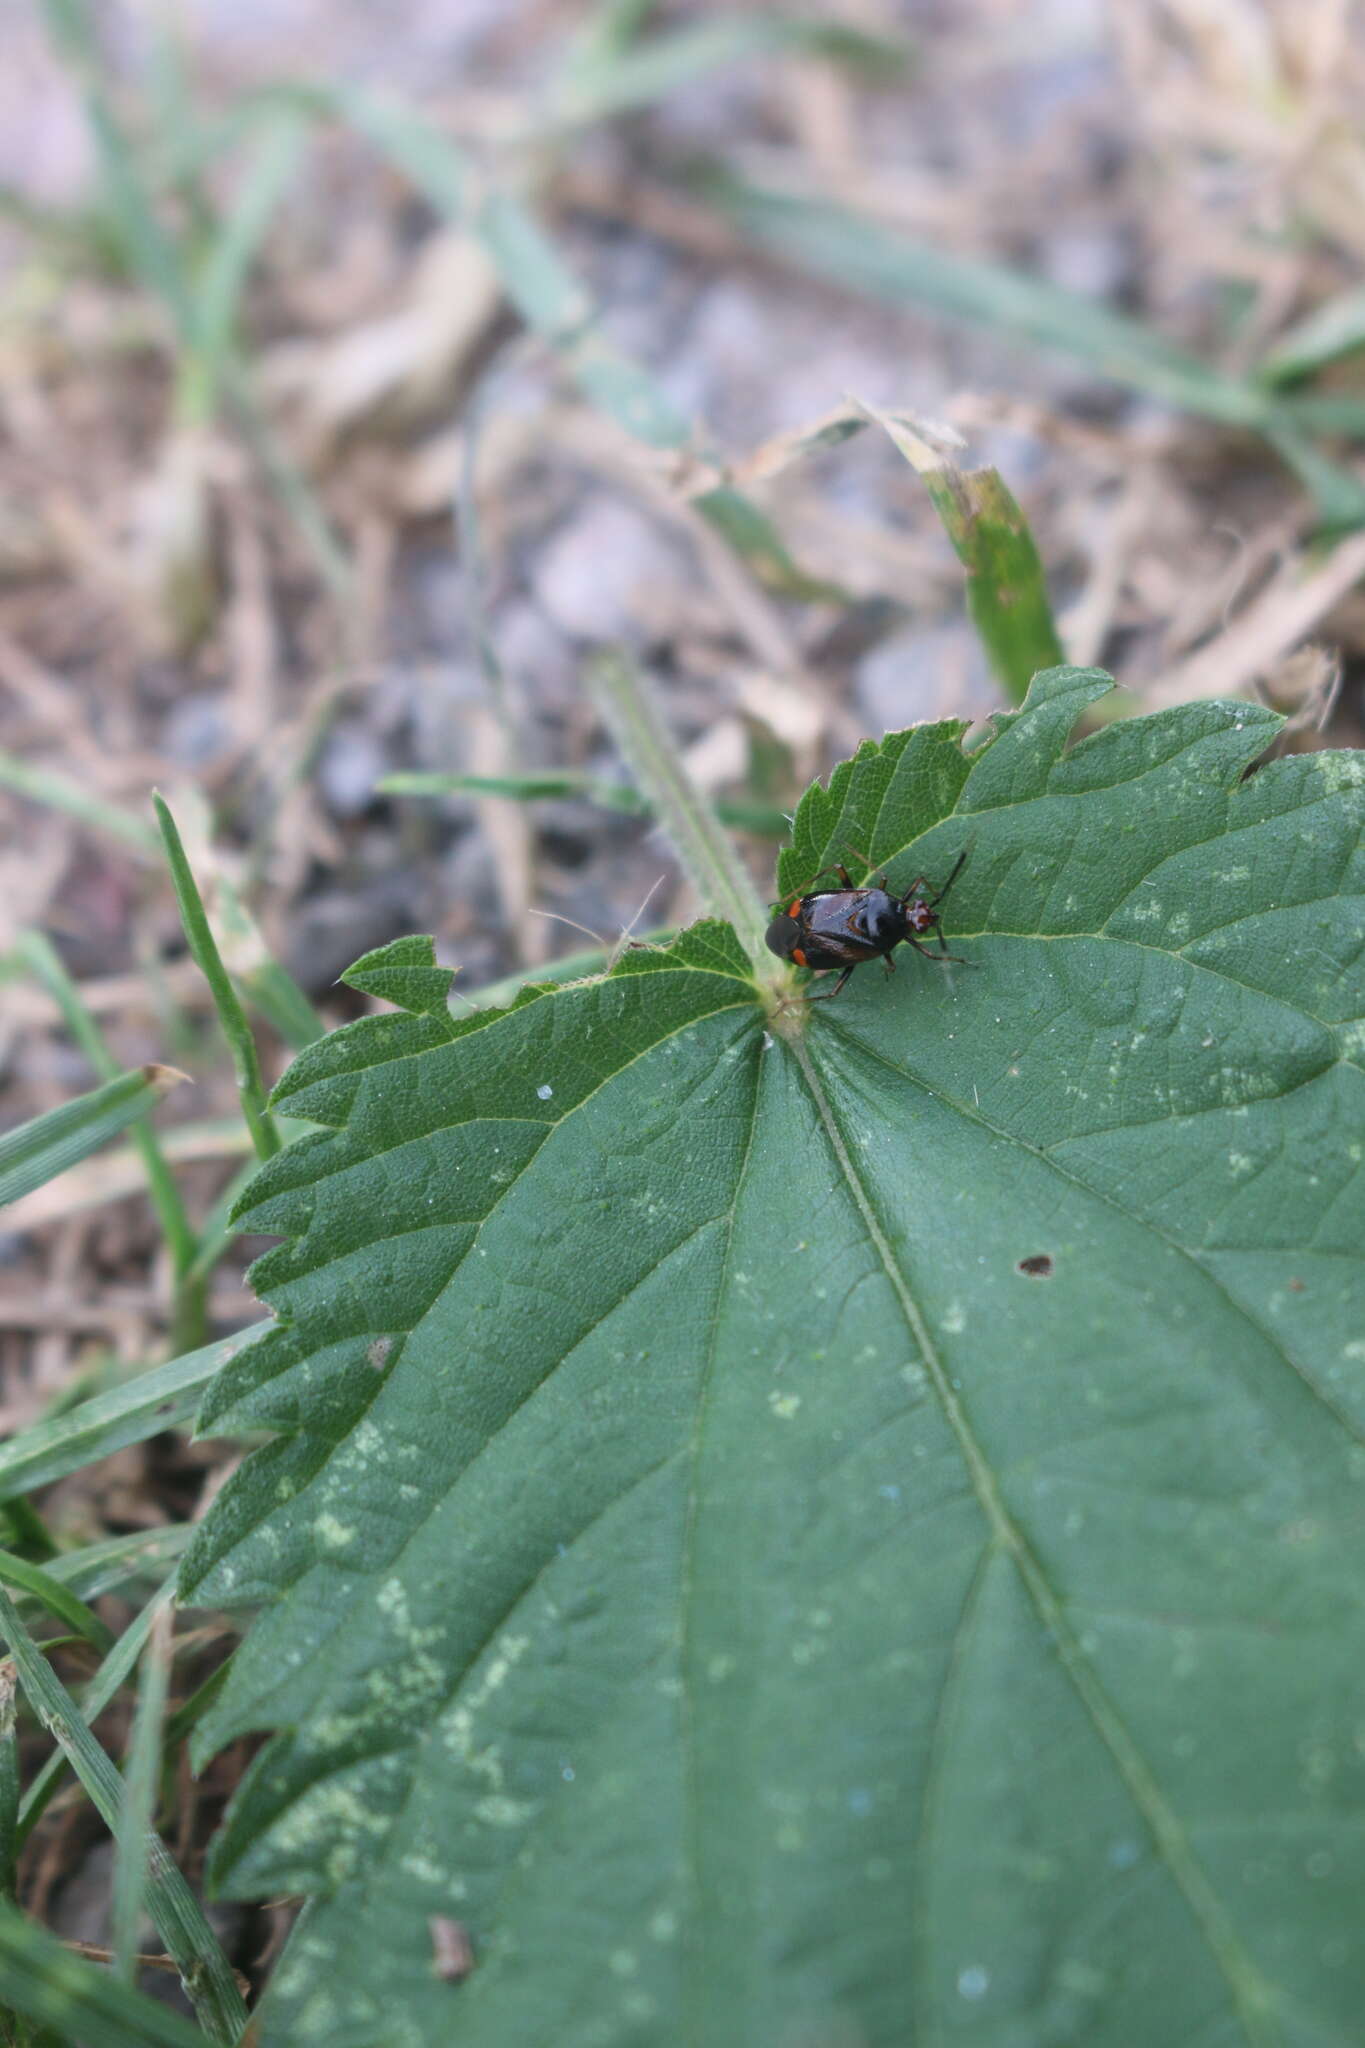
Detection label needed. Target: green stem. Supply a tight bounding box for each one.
[152,795,280,1162]
[587,651,770,969]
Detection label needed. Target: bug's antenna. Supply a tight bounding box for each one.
[927,847,969,907]
[609,874,668,966]
[528,907,608,947]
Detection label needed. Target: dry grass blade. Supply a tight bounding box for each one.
[1147,527,1365,708]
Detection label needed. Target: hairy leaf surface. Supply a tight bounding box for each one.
[184,670,1365,2047]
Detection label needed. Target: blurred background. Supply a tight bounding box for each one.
[2,0,1365,1994]
[10,0,1365,1373]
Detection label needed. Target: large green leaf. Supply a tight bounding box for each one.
[184,669,1365,2046]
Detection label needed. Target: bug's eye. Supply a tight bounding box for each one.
[765,912,801,959]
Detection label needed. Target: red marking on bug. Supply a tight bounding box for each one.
[791,947,808,967]
[788,900,802,917]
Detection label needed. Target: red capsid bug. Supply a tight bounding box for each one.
[765,849,969,1002]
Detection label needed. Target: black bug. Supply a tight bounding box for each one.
[765,849,969,1002]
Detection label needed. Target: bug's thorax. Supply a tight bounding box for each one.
[804,887,905,948]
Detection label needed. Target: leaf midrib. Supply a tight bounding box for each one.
[677,1016,765,2048]
[789,1033,1280,2048]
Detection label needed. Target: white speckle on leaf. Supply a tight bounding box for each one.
[314,1514,357,1552]
[474,1795,534,1827]
[769,1391,801,1419]
[957,1966,989,2000]
[536,1083,553,1100]
[942,1301,966,1335]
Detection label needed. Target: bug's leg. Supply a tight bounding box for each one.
[798,862,855,892]
[882,952,896,975]
[900,875,927,906]
[803,964,856,1002]
[840,841,891,887]
[907,937,972,966]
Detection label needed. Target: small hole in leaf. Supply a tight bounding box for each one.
[1017,1254,1053,1278]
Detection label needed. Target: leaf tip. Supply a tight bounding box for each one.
[143,1062,191,1095]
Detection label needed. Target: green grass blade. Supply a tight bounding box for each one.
[556,15,907,125]
[184,113,304,421]
[161,1661,232,1759]
[1273,391,1365,435]
[383,768,642,809]
[701,171,1269,429]
[0,1668,16,1908]
[0,1902,213,2048]
[563,0,663,71]
[17,1581,172,1850]
[185,1161,260,1284]
[691,484,848,600]
[1261,422,1365,530]
[111,1606,173,1985]
[153,795,280,1162]
[0,752,159,858]
[0,1553,113,1655]
[223,359,354,598]
[855,398,1064,702]
[0,1067,185,1211]
[587,651,768,965]
[208,874,326,1052]
[145,9,207,204]
[0,1503,57,1565]
[42,1528,191,1605]
[236,961,326,1051]
[37,0,194,337]
[16,932,202,1333]
[312,88,835,587]
[0,1590,248,2043]
[382,768,791,837]
[0,1324,269,1504]
[1258,284,1365,387]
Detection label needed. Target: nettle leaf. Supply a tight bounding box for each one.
[184,669,1365,2047]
